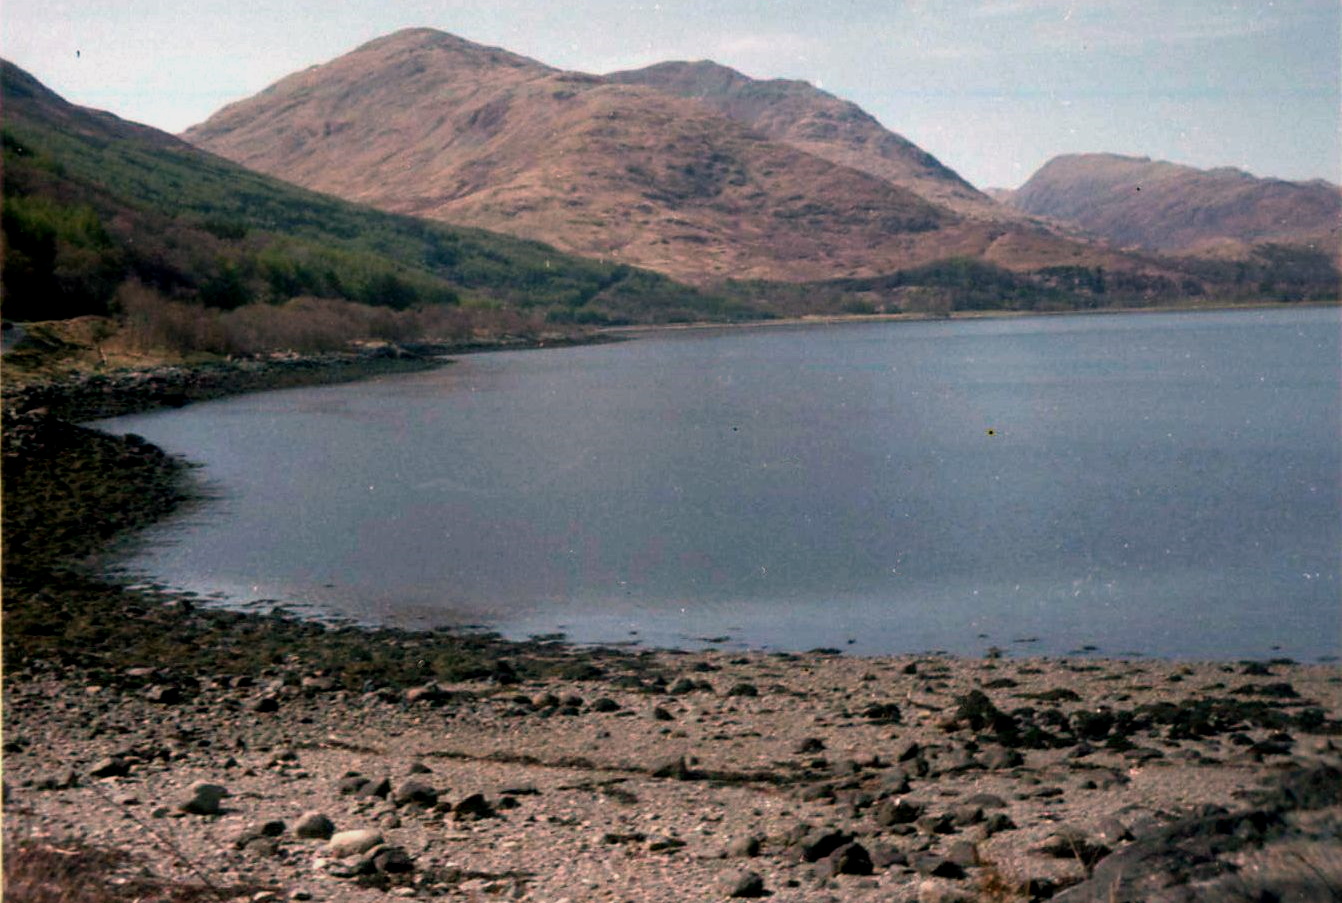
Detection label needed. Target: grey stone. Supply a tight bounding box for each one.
[722,869,767,898]
[293,811,335,840]
[89,756,129,779]
[822,842,873,876]
[391,779,438,808]
[452,793,496,821]
[177,782,228,816]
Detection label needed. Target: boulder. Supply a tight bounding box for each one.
[294,811,335,840]
[391,779,438,808]
[327,829,384,858]
[177,782,228,816]
[722,869,767,898]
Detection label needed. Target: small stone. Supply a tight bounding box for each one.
[252,694,280,713]
[918,878,974,903]
[590,697,621,712]
[916,812,957,835]
[649,755,690,779]
[722,869,767,898]
[794,737,826,754]
[391,779,438,808]
[337,775,370,795]
[407,761,432,774]
[727,835,762,858]
[1035,827,1110,866]
[404,683,450,705]
[795,829,853,863]
[980,746,1024,770]
[945,840,979,868]
[233,820,285,848]
[177,782,228,816]
[145,684,183,704]
[873,798,923,826]
[359,776,392,799]
[647,835,686,853]
[452,793,496,821]
[328,829,384,858]
[89,756,129,779]
[910,853,965,880]
[294,812,335,840]
[726,683,759,697]
[651,706,675,721]
[371,845,414,874]
[823,842,873,876]
[962,792,1007,809]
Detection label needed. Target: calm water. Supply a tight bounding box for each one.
[93,308,1341,660]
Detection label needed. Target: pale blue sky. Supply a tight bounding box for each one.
[3,1,1338,189]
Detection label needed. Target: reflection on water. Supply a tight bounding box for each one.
[93,308,1341,660]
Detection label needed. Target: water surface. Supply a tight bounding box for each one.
[94,308,1342,660]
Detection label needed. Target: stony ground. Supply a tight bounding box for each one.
[6,649,1340,902]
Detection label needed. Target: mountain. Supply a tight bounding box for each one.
[184,28,1137,286]
[606,60,1005,218]
[1007,153,1342,258]
[0,59,737,326]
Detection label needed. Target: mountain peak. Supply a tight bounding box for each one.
[347,27,552,72]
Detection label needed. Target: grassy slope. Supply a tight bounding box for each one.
[0,60,758,326]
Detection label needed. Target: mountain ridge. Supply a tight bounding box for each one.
[1007,152,1342,259]
[183,28,1146,286]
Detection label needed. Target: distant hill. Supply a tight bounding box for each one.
[184,28,1146,287]
[605,60,1006,218]
[1007,153,1342,259]
[0,59,740,326]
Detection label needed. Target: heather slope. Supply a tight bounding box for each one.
[1,57,739,327]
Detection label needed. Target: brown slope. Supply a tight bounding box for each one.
[184,29,1152,285]
[1008,153,1342,258]
[606,59,1010,218]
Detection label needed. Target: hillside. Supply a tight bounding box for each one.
[0,59,742,328]
[606,60,1007,218]
[1008,153,1342,258]
[183,29,1142,286]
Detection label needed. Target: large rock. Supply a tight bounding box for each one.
[294,811,335,840]
[177,782,228,816]
[89,756,129,779]
[822,841,874,876]
[452,793,496,821]
[722,869,767,898]
[327,829,384,858]
[1052,809,1288,903]
[391,779,438,808]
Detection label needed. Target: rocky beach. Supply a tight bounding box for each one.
[4,351,1340,903]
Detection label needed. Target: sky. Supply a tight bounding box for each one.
[3,1,1338,190]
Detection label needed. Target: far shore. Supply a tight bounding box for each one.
[604,297,1341,338]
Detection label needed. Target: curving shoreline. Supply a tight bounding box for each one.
[3,341,1341,902]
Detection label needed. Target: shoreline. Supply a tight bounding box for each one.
[4,323,1341,901]
[602,297,1340,337]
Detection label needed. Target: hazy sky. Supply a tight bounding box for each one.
[3,1,1338,189]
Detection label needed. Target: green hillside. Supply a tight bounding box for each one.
[0,60,757,329]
